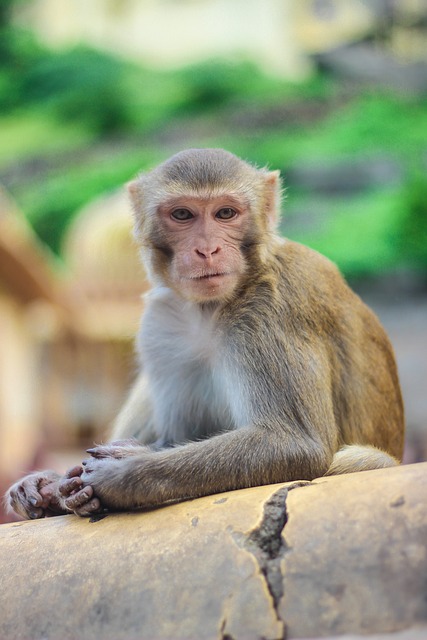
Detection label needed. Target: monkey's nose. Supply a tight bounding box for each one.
[195,246,220,259]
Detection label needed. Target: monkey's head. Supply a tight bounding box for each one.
[128,149,281,304]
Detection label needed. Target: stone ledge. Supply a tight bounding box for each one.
[0,462,426,640]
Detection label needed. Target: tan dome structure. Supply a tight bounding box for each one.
[63,189,149,340]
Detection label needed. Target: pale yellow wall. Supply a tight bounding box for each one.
[14,0,425,78]
[294,0,375,53]
[392,25,427,62]
[0,294,41,479]
[15,0,311,78]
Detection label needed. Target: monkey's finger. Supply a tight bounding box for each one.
[73,497,102,518]
[58,475,83,497]
[86,445,127,459]
[86,446,110,458]
[7,489,44,520]
[87,443,141,459]
[64,485,94,511]
[65,465,84,479]
[9,480,46,515]
[19,479,45,507]
[28,508,45,519]
[38,484,58,509]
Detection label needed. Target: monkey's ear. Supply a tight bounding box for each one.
[263,170,282,230]
[127,179,143,212]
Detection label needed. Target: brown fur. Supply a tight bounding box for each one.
[5,149,404,518]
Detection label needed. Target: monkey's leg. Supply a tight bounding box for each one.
[325,444,399,476]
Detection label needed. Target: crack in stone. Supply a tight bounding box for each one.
[219,616,235,640]
[245,487,289,613]
[232,482,312,640]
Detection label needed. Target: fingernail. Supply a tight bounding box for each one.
[29,511,39,519]
[29,498,38,507]
[86,449,95,454]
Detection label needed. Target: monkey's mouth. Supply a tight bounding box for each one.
[190,272,231,281]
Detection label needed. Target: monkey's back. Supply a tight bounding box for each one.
[268,240,404,459]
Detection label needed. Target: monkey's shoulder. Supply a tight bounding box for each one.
[272,239,367,309]
[274,240,391,340]
[273,239,343,284]
[225,238,378,339]
[244,238,351,308]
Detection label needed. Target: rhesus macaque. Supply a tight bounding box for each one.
[6,149,404,519]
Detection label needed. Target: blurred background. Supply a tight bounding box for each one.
[0,0,426,522]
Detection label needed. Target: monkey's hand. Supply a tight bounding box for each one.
[58,465,105,517]
[59,442,144,516]
[72,442,153,513]
[5,470,68,520]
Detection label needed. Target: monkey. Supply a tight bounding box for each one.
[5,148,404,519]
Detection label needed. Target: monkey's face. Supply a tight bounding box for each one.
[151,195,250,303]
[129,149,282,303]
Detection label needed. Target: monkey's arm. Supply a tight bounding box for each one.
[72,422,330,512]
[66,336,338,512]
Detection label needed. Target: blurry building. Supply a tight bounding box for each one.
[297,0,427,62]
[0,188,148,521]
[64,190,146,341]
[49,190,148,447]
[14,0,427,80]
[0,188,73,517]
[308,1,427,93]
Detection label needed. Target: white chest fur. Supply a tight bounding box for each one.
[137,288,246,442]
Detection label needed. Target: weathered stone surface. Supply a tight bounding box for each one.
[0,483,285,640]
[0,463,426,640]
[281,463,427,638]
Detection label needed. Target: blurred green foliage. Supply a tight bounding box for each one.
[0,22,426,278]
[21,47,134,134]
[400,174,427,269]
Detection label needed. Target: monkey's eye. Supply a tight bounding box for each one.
[216,207,237,220]
[171,208,194,221]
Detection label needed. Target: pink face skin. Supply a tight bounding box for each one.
[158,195,250,303]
